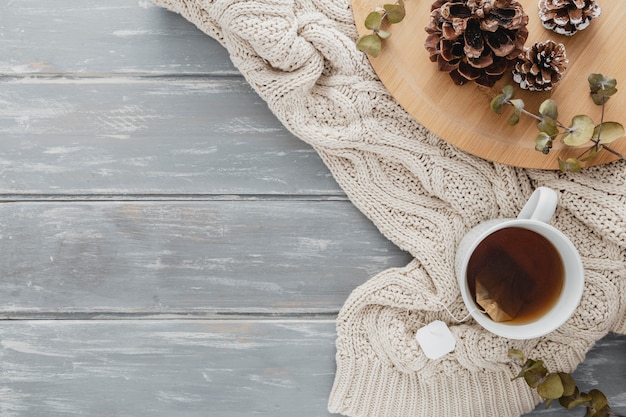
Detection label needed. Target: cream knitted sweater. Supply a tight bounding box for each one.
[153,0,626,416]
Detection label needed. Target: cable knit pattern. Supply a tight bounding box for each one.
[152,0,626,415]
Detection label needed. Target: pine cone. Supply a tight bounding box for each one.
[512,40,568,91]
[424,0,529,87]
[538,0,601,36]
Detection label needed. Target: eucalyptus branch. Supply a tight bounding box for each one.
[509,350,625,417]
[355,0,406,57]
[490,74,625,172]
[599,143,626,159]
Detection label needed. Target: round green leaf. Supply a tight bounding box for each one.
[589,389,608,411]
[592,90,616,106]
[364,11,382,30]
[384,1,405,24]
[559,387,582,409]
[507,349,525,361]
[563,115,595,146]
[593,122,625,144]
[508,99,524,125]
[588,73,617,92]
[588,73,604,90]
[490,94,507,114]
[558,373,576,397]
[538,116,559,136]
[539,99,558,119]
[535,132,553,154]
[524,359,546,375]
[356,34,382,57]
[558,157,582,173]
[502,85,514,100]
[524,370,543,388]
[522,360,547,388]
[537,373,564,400]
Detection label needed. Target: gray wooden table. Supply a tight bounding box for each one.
[0,1,623,416]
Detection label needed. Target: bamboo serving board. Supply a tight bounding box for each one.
[351,0,626,169]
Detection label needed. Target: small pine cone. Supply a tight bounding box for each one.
[513,40,568,91]
[538,0,601,36]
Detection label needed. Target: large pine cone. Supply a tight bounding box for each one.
[513,40,568,91]
[424,0,529,87]
[538,0,601,36]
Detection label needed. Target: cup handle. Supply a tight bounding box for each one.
[517,187,558,223]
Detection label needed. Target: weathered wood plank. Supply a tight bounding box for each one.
[0,201,410,315]
[0,320,622,417]
[0,78,342,196]
[0,0,236,75]
[0,320,337,416]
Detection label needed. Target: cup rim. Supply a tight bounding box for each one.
[457,219,584,340]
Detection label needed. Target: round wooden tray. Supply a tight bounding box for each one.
[351,0,626,169]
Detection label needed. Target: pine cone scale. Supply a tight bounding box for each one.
[538,0,601,36]
[424,0,529,87]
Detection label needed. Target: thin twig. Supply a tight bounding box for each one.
[600,144,626,160]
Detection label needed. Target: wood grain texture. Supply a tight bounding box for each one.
[0,201,409,315]
[0,320,622,417]
[0,1,623,416]
[0,320,338,417]
[351,0,626,169]
[0,78,342,196]
[0,0,236,75]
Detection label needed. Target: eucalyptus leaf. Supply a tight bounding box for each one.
[512,358,534,380]
[589,73,618,105]
[523,359,547,388]
[525,359,547,375]
[356,34,382,57]
[559,387,582,409]
[490,93,507,114]
[592,91,614,106]
[601,86,617,96]
[589,389,608,411]
[559,396,591,410]
[558,157,582,173]
[588,73,617,93]
[507,349,525,361]
[535,132,553,154]
[538,116,559,136]
[502,85,514,100]
[384,1,405,24]
[508,99,524,125]
[558,372,576,397]
[524,370,543,388]
[563,115,595,146]
[364,11,383,30]
[537,373,564,400]
[588,73,605,91]
[593,122,625,144]
[539,99,558,119]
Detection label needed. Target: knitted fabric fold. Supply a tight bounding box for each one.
[152,0,626,415]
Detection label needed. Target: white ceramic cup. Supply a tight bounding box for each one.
[455,187,584,339]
